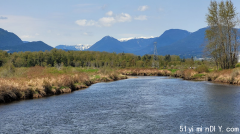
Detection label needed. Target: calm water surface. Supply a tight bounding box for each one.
[1,76,240,134]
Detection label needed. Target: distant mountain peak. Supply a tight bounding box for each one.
[100,36,120,42]
[103,35,113,39]
[0,28,23,47]
[161,29,191,35]
[87,35,124,53]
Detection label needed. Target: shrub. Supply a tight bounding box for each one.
[99,67,111,75]
[43,80,52,94]
[184,69,195,79]
[235,63,240,68]
[109,73,118,80]
[193,73,205,78]
[206,72,219,81]
[195,65,209,73]
[0,62,16,78]
[61,75,74,88]
[0,85,19,103]
[231,68,240,82]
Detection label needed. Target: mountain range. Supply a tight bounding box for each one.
[0,28,53,53]
[86,28,207,58]
[5,41,53,53]
[132,29,192,56]
[1,27,238,58]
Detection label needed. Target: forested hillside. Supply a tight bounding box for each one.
[6,41,53,53]
[155,28,208,58]
[134,29,191,55]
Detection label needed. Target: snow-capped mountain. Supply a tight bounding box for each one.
[118,36,156,42]
[75,44,92,50]
[55,44,92,51]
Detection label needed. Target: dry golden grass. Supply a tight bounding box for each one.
[119,67,240,84]
[0,66,125,103]
[183,69,198,80]
[119,68,172,76]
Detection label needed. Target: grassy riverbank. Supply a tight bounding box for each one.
[119,67,240,84]
[0,66,127,103]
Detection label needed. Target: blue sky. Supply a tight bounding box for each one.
[0,0,240,47]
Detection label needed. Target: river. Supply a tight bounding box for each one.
[1,76,240,133]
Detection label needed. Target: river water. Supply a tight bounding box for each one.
[1,76,240,134]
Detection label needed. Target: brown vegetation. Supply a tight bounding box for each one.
[119,68,172,76]
[119,68,199,80]
[195,65,209,73]
[119,67,240,85]
[0,66,127,103]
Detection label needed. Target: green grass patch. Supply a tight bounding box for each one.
[74,83,82,86]
[52,86,57,89]
[235,63,240,68]
[168,69,178,73]
[60,86,67,89]
[79,68,99,73]
[193,73,205,78]
[208,68,214,72]
[95,75,100,79]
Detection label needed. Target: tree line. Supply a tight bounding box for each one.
[0,49,191,68]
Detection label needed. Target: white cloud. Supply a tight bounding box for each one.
[86,20,98,26]
[106,11,113,16]
[116,13,132,22]
[99,17,115,27]
[134,15,147,20]
[75,19,87,26]
[138,5,149,11]
[75,19,98,26]
[76,12,132,27]
[98,13,131,27]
